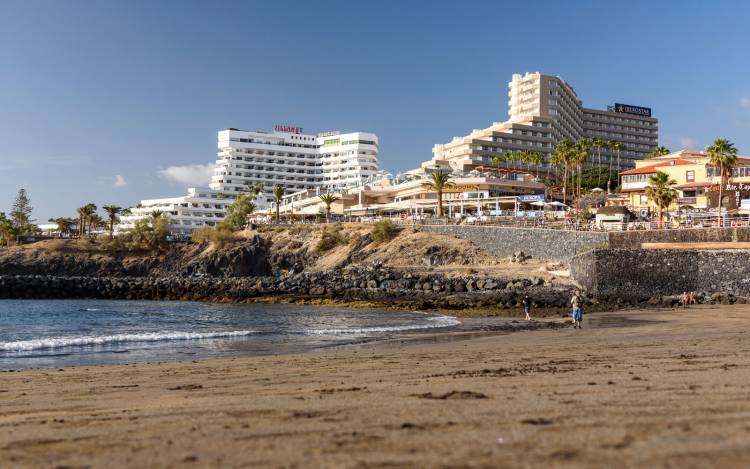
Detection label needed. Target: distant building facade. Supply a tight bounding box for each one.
[120,126,380,233]
[432,72,659,174]
[619,150,750,215]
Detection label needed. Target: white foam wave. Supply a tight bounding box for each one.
[305,315,460,335]
[0,330,257,352]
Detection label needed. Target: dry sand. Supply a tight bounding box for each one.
[2,305,750,468]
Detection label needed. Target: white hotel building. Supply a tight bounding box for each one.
[119,126,379,233]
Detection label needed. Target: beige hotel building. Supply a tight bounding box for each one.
[431,72,659,175]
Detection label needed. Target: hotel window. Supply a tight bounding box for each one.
[686,171,695,182]
[640,194,648,204]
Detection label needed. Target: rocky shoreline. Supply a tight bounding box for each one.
[0,266,582,314]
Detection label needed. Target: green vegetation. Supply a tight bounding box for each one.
[273,184,285,223]
[222,193,256,231]
[318,192,338,219]
[706,138,738,225]
[422,170,454,217]
[122,211,170,252]
[647,146,671,159]
[0,212,17,247]
[192,225,237,249]
[102,205,123,238]
[645,171,678,222]
[371,220,399,244]
[10,189,36,237]
[580,166,619,191]
[315,224,343,252]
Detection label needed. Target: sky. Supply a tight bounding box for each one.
[1,0,750,221]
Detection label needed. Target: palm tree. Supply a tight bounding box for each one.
[492,154,507,175]
[102,205,122,238]
[551,140,576,205]
[523,151,545,178]
[76,204,96,237]
[245,181,265,199]
[706,138,738,226]
[149,210,165,221]
[609,141,624,177]
[49,217,75,238]
[272,184,285,223]
[87,214,104,233]
[422,170,454,217]
[645,171,678,222]
[589,138,605,188]
[573,139,591,215]
[647,146,671,159]
[318,192,339,220]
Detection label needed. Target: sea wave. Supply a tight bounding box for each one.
[0,330,257,352]
[305,315,460,335]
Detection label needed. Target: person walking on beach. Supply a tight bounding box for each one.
[571,291,584,329]
[522,294,532,321]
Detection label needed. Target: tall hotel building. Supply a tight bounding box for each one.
[432,72,659,173]
[120,126,379,232]
[213,127,379,206]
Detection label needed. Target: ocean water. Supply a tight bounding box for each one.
[0,300,460,370]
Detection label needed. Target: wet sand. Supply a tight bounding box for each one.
[2,305,750,468]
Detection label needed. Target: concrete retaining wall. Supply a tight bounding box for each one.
[420,225,608,261]
[571,249,750,301]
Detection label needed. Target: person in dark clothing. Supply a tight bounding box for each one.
[522,294,531,321]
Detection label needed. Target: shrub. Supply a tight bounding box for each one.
[75,238,93,252]
[45,239,68,252]
[315,225,343,253]
[371,220,399,244]
[192,226,237,249]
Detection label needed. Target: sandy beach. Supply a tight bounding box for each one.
[2,305,750,468]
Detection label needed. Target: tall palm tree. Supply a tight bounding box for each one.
[492,154,507,175]
[524,151,545,178]
[647,146,671,159]
[102,205,122,239]
[422,170,454,217]
[609,141,624,177]
[76,204,96,237]
[573,139,591,215]
[272,184,285,223]
[706,138,738,226]
[645,171,678,222]
[588,138,605,188]
[318,192,339,220]
[551,140,576,205]
[87,214,104,233]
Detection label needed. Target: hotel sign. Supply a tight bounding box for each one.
[518,194,545,202]
[614,103,652,117]
[706,183,750,209]
[274,124,304,134]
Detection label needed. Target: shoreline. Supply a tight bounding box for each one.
[0,303,569,371]
[3,305,749,467]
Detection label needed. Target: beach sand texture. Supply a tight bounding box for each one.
[2,306,750,468]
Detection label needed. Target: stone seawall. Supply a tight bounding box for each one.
[571,249,750,302]
[607,227,750,249]
[420,226,608,261]
[0,268,577,311]
[420,225,750,261]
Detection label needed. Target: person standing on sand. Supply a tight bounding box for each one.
[571,291,584,329]
[522,294,531,320]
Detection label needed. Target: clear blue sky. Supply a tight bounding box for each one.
[2,0,750,221]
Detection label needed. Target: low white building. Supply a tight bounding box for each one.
[119,126,380,233]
